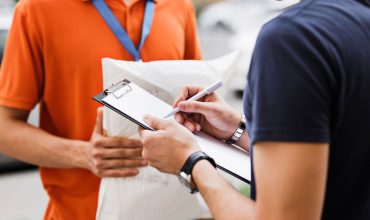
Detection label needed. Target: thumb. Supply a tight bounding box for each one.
[93,107,104,134]
[143,114,171,131]
[178,101,216,116]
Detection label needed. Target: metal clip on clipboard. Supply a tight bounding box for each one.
[104,79,133,99]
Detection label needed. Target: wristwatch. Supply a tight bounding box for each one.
[226,114,246,144]
[178,151,216,194]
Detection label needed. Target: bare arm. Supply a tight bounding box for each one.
[0,106,147,177]
[0,106,86,168]
[192,160,255,219]
[139,116,328,220]
[140,84,329,219]
[235,130,250,152]
[192,142,328,220]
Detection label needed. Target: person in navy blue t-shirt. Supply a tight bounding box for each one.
[138,0,370,219]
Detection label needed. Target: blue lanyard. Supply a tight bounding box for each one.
[92,0,155,61]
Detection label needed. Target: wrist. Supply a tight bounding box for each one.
[178,151,216,194]
[235,130,250,152]
[178,146,199,173]
[226,114,246,144]
[68,139,91,170]
[225,111,243,138]
[192,159,216,186]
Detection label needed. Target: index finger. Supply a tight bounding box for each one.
[173,85,204,107]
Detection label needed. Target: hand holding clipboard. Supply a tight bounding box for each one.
[93,79,251,183]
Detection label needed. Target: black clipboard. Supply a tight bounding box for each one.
[94,79,153,131]
[93,79,250,184]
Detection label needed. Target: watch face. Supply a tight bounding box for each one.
[178,172,192,193]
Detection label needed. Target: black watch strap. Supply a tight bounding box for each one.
[180,151,216,175]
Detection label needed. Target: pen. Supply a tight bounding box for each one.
[163,80,223,118]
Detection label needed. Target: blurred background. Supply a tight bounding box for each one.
[0,0,298,219]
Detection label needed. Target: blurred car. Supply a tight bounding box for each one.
[198,0,299,92]
[0,0,37,173]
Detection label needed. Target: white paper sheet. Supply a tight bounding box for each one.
[102,81,251,182]
[103,82,172,129]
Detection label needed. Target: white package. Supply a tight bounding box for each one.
[96,52,240,220]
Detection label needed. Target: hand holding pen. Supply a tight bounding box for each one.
[163,80,223,118]
[168,81,242,141]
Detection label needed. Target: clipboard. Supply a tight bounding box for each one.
[93,79,251,183]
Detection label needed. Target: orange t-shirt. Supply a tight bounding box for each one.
[0,0,201,219]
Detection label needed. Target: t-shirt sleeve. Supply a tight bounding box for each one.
[183,0,202,60]
[0,2,44,110]
[247,18,332,144]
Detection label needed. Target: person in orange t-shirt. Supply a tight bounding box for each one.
[0,0,201,219]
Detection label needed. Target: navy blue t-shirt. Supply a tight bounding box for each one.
[244,0,370,219]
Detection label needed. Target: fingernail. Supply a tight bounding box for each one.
[175,115,181,121]
[196,124,201,131]
[140,160,148,166]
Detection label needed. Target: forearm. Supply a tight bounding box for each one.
[235,131,250,152]
[0,118,89,169]
[193,160,255,219]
